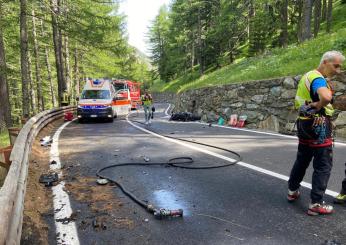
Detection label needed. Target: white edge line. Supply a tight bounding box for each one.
[50,120,80,245]
[164,104,346,147]
[164,103,171,116]
[127,115,339,198]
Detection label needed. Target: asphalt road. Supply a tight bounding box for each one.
[55,103,346,245]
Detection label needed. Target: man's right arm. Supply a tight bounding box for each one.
[310,87,333,111]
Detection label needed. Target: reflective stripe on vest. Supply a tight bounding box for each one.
[294,70,334,117]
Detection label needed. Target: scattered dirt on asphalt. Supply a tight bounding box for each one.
[64,176,134,230]
[21,119,64,245]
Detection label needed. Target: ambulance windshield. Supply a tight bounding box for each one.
[81,90,111,100]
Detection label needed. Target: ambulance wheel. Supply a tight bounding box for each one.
[108,117,114,123]
[78,118,84,123]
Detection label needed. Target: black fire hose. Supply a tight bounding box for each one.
[96,116,242,219]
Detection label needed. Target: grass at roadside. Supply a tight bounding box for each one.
[152,28,346,93]
[0,130,10,148]
[151,1,346,94]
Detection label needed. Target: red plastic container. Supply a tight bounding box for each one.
[64,112,74,121]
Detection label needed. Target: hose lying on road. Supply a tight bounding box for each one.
[96,116,242,219]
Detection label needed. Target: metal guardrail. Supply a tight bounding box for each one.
[0,106,75,245]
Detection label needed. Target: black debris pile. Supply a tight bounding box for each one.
[39,172,59,187]
[169,112,201,122]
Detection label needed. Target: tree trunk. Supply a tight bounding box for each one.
[280,0,288,47]
[79,53,86,93]
[197,8,203,75]
[20,0,30,117]
[64,36,71,95]
[248,0,255,40]
[326,0,333,32]
[28,54,37,114]
[32,9,44,111]
[297,0,304,42]
[322,0,327,21]
[314,0,322,37]
[0,5,12,130]
[301,0,313,41]
[51,0,66,107]
[73,46,79,103]
[46,46,57,107]
[191,32,195,70]
[40,17,56,107]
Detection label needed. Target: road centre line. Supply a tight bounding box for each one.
[50,121,80,245]
[127,116,339,197]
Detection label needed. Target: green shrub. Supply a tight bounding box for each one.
[0,130,10,148]
[333,39,346,50]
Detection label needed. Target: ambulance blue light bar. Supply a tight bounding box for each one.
[93,79,102,85]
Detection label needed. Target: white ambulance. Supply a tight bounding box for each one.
[77,78,131,123]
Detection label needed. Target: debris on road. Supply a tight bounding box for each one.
[169,112,201,122]
[92,217,107,231]
[96,178,109,185]
[143,156,150,162]
[54,204,66,213]
[39,172,59,187]
[50,160,57,165]
[55,212,77,224]
[40,136,53,147]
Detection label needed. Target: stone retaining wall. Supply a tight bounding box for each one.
[173,72,346,139]
[152,92,176,103]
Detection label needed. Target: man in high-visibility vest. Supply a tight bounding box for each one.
[287,51,345,216]
[61,90,70,107]
[335,164,346,205]
[141,90,153,125]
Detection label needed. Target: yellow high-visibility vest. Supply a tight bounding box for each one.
[294,70,334,117]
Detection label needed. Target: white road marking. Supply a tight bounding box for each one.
[163,103,346,146]
[164,103,171,116]
[50,121,80,245]
[127,114,339,198]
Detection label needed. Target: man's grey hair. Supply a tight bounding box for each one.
[320,50,345,66]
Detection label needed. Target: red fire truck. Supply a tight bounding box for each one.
[112,79,141,109]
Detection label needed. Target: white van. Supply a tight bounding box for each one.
[77,78,131,123]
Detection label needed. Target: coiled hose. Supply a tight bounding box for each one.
[96,116,242,218]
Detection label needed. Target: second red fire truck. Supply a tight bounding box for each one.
[112,79,141,110]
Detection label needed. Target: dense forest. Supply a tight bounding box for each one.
[148,0,342,83]
[0,0,345,135]
[0,0,150,132]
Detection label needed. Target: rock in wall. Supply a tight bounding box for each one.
[173,72,346,139]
